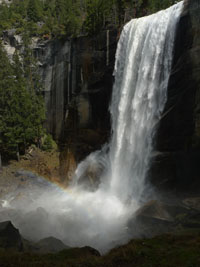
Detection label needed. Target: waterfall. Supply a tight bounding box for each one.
[76,1,183,205]
[108,1,183,204]
[0,2,183,253]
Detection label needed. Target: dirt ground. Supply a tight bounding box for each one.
[0,147,62,199]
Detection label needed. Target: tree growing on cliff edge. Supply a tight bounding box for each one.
[83,0,113,35]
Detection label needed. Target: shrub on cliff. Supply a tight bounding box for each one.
[41,134,55,152]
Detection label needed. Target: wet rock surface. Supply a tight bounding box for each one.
[151,0,200,194]
[57,30,118,183]
[77,161,103,191]
[129,198,200,239]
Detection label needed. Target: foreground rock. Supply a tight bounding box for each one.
[128,200,196,238]
[0,231,199,266]
[0,221,23,251]
[129,200,173,238]
[77,161,103,191]
[0,220,101,256]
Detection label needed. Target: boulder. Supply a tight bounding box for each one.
[128,201,173,238]
[0,221,23,251]
[77,162,103,191]
[134,200,173,222]
[128,200,190,238]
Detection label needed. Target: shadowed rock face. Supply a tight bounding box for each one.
[20,29,118,183]
[150,0,200,193]
[0,221,23,251]
[36,30,118,142]
[128,198,200,238]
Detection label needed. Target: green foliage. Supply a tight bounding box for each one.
[41,134,54,151]
[52,0,82,36]
[83,0,109,35]
[0,0,83,38]
[0,44,45,160]
[0,0,182,38]
[27,0,42,22]
[147,0,180,13]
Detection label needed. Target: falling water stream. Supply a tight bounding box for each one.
[108,1,183,203]
[0,2,183,253]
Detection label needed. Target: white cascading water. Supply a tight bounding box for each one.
[0,2,183,253]
[108,1,183,203]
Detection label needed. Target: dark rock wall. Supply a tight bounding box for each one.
[151,0,200,193]
[38,30,118,181]
[35,39,71,139]
[38,30,118,142]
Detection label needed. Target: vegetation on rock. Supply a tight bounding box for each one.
[0,0,182,38]
[0,42,45,161]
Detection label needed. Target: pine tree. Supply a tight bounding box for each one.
[0,43,15,154]
[27,0,41,22]
[84,0,112,35]
[0,43,45,161]
[21,35,46,147]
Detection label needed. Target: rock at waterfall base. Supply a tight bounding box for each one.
[0,221,23,251]
[128,200,199,238]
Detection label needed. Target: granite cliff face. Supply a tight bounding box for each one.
[151,0,200,193]
[37,30,118,142]
[35,39,71,140]
[37,30,118,181]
